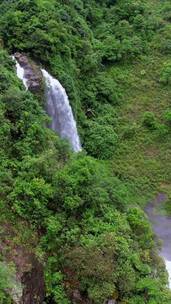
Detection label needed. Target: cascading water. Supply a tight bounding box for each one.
[12,56,28,89]
[12,55,81,152]
[41,69,82,152]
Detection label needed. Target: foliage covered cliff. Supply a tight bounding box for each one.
[0,0,171,303]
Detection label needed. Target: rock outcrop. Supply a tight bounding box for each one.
[0,222,45,304]
[21,255,45,304]
[14,52,43,93]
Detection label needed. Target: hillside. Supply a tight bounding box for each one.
[0,0,171,303]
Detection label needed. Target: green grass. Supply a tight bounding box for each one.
[107,1,171,207]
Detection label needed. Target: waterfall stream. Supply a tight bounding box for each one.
[41,69,82,152]
[13,56,81,152]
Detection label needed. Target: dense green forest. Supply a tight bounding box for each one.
[0,0,171,303]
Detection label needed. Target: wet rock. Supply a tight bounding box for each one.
[14,52,42,93]
[107,301,116,304]
[72,289,82,303]
[27,80,41,93]
[15,53,29,67]
[24,67,35,78]
[21,255,45,304]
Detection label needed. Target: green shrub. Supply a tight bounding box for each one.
[0,261,17,304]
[160,62,171,85]
[84,121,118,159]
[122,124,138,139]
[156,123,169,139]
[164,110,171,124]
[142,112,157,130]
[161,1,171,21]
[157,25,171,54]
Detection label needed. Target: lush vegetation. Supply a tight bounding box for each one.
[0,0,171,303]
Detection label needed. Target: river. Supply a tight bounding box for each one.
[145,193,171,288]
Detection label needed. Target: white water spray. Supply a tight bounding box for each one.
[12,56,28,89]
[41,69,81,152]
[165,260,171,288]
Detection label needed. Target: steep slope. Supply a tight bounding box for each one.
[0,0,171,304]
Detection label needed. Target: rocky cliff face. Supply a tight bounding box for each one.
[14,52,43,93]
[0,222,45,304]
[21,255,45,304]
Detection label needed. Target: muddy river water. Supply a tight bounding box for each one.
[145,193,171,288]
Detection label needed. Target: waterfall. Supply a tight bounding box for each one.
[12,55,81,152]
[12,56,28,89]
[41,69,82,152]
